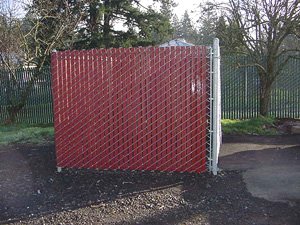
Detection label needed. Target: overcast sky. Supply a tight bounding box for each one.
[9,0,203,23]
[140,0,202,23]
[173,0,201,18]
[9,0,202,20]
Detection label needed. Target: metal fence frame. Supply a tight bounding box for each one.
[50,45,220,174]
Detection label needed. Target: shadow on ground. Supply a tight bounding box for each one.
[0,138,299,224]
[220,145,300,170]
[222,134,300,145]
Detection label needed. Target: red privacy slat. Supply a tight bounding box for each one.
[51,46,209,173]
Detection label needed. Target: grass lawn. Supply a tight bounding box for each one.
[0,124,54,145]
[221,116,278,135]
[0,116,278,145]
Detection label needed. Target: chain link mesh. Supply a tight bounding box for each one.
[51,46,211,173]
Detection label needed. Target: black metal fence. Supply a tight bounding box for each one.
[0,56,299,124]
[0,67,53,124]
[221,55,300,119]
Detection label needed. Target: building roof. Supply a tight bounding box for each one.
[159,39,194,47]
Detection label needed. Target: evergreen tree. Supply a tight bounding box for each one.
[172,10,198,43]
[195,2,244,51]
[172,14,181,39]
[160,0,177,21]
[73,0,173,49]
[196,10,217,45]
[180,11,196,42]
[214,16,244,53]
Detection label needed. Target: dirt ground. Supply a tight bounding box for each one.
[0,135,299,225]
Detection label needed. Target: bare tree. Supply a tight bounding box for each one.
[204,0,300,116]
[0,0,82,123]
[0,1,24,123]
[228,0,299,116]
[0,1,23,69]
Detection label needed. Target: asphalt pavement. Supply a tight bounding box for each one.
[219,135,300,203]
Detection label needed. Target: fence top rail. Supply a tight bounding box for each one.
[52,45,209,55]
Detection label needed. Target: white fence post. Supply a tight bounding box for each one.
[212,38,221,175]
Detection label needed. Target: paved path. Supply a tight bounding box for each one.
[219,135,300,203]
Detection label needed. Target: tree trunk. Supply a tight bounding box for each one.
[5,71,37,124]
[103,0,111,48]
[259,77,273,117]
[6,105,23,124]
[258,55,277,117]
[89,0,100,48]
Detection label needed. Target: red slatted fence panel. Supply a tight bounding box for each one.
[51,46,208,173]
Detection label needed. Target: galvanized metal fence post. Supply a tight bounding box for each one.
[208,46,213,173]
[212,38,221,175]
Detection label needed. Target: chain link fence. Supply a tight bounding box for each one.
[51,46,214,173]
[1,54,299,124]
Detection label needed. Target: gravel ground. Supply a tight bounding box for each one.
[0,141,299,225]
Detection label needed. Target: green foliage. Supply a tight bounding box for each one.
[194,8,217,46]
[222,116,277,135]
[194,3,244,50]
[73,0,173,49]
[0,124,54,145]
[215,16,245,53]
[159,0,177,21]
[172,10,198,43]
